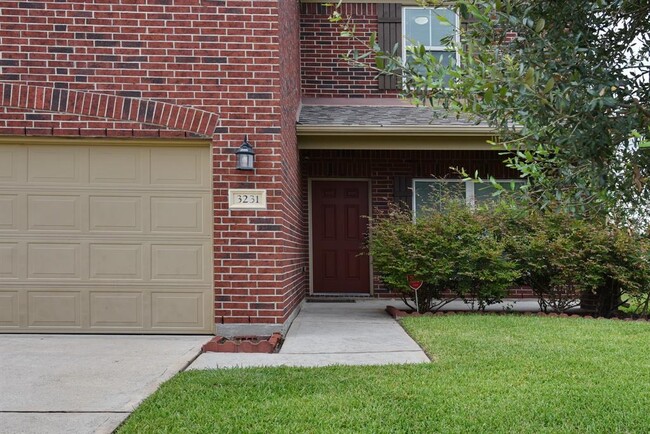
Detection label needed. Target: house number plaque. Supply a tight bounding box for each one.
[228,189,267,210]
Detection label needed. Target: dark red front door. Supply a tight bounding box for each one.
[312,180,370,294]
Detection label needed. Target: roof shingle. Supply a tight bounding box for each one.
[298,105,483,127]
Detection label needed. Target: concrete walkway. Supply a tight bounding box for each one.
[0,335,210,434]
[189,299,431,369]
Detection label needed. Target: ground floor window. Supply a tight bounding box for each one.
[413,179,524,218]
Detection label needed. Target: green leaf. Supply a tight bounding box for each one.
[543,77,555,93]
[485,86,494,103]
[534,18,546,33]
[524,67,535,86]
[436,14,451,26]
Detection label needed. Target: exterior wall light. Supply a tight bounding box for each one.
[235,135,255,170]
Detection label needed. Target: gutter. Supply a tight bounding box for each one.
[296,124,495,136]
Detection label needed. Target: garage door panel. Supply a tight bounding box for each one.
[27,291,81,327]
[89,196,143,232]
[0,143,212,334]
[0,195,22,230]
[0,291,19,327]
[89,291,144,328]
[27,243,83,279]
[151,244,205,281]
[150,148,208,187]
[151,196,206,233]
[0,243,19,278]
[151,291,206,330]
[89,147,145,185]
[28,195,83,231]
[0,146,27,184]
[89,244,143,280]
[27,146,87,184]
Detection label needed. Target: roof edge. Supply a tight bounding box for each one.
[296,124,496,136]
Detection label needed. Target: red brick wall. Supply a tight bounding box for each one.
[0,0,232,135]
[277,0,308,323]
[300,3,399,98]
[0,0,305,327]
[301,149,520,293]
[302,149,516,210]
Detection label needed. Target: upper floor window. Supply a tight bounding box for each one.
[402,8,459,69]
[377,4,459,90]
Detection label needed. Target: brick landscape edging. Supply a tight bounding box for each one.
[202,333,283,354]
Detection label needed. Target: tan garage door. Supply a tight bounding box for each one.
[0,142,213,334]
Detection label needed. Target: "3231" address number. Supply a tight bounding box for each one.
[228,189,267,209]
[235,194,260,204]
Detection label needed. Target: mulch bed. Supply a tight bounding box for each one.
[202,332,283,353]
[385,305,650,322]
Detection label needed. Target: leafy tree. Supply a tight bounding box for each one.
[333,0,650,227]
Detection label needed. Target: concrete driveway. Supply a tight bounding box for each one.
[0,335,211,434]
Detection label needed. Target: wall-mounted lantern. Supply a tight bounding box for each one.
[235,135,255,171]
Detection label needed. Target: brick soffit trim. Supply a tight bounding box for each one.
[0,82,220,138]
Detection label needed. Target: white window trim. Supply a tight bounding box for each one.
[412,178,525,219]
[401,7,461,67]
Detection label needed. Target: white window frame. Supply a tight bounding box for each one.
[401,7,461,68]
[412,178,525,219]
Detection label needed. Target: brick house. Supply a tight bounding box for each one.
[0,0,517,336]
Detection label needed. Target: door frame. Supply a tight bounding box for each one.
[307,178,373,296]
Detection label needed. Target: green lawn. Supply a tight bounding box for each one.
[119,315,650,433]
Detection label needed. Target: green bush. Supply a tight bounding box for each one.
[582,225,650,317]
[370,198,650,317]
[490,204,650,316]
[505,212,595,312]
[368,202,519,313]
[368,205,455,313]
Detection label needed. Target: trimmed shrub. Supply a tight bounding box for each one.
[368,205,456,313]
[369,202,519,313]
[490,203,650,315]
[507,212,594,312]
[582,226,650,317]
[370,199,650,317]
